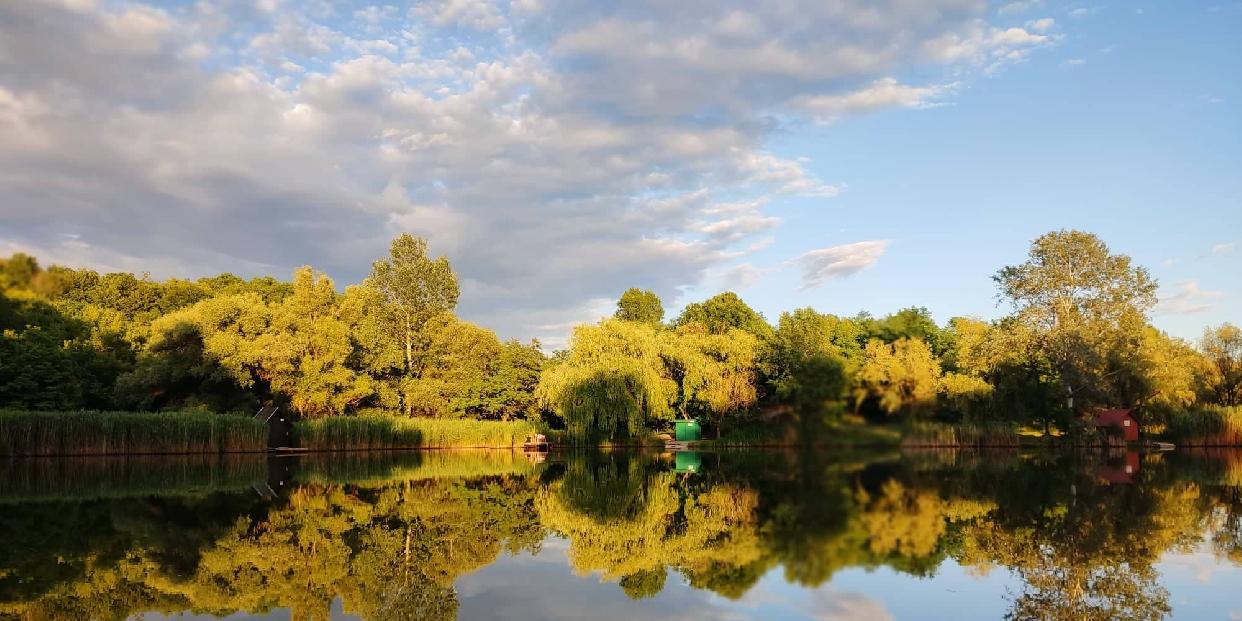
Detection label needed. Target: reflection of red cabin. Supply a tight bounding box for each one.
[1093,408,1139,442]
[1097,451,1141,485]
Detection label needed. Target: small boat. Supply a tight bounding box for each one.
[522,433,550,452]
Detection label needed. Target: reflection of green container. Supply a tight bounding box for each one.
[675,451,702,473]
[674,419,701,441]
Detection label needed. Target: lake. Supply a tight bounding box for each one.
[2,448,1242,620]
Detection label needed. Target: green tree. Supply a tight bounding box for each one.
[615,288,664,325]
[1201,323,1242,406]
[470,339,545,420]
[762,308,862,400]
[367,234,460,415]
[667,323,760,437]
[258,267,373,418]
[994,230,1157,421]
[536,319,677,440]
[862,307,947,355]
[855,338,941,417]
[675,292,773,340]
[0,253,40,290]
[404,313,502,418]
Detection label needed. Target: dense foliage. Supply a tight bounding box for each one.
[0,236,543,423]
[1,229,1236,443]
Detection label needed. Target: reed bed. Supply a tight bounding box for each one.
[1163,406,1242,447]
[295,415,540,451]
[900,422,1021,448]
[0,410,266,456]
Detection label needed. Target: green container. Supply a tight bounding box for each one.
[674,419,701,441]
[675,451,702,473]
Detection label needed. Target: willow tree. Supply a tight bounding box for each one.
[667,323,759,437]
[536,319,677,440]
[994,230,1157,419]
[366,234,460,415]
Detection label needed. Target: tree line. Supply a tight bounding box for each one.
[1,229,1239,439]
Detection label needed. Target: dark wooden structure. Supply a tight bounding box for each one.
[255,406,293,450]
[1093,408,1139,443]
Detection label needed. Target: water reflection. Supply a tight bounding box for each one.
[2,449,1242,620]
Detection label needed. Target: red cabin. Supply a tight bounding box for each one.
[1093,408,1139,442]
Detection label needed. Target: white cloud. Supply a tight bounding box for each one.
[1026,18,1056,33]
[795,240,890,289]
[718,263,763,290]
[795,78,955,122]
[1157,281,1224,315]
[1061,58,1086,67]
[1212,242,1235,255]
[1069,7,1098,18]
[414,0,504,31]
[999,1,1042,15]
[0,0,1056,343]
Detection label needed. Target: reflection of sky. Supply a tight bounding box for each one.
[455,535,1014,621]
[132,536,1242,620]
[1158,546,1242,620]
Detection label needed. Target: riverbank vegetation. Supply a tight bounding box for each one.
[1,229,1238,448]
[295,416,540,451]
[0,410,264,456]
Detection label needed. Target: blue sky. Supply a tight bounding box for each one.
[0,0,1237,345]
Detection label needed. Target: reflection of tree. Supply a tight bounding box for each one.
[538,453,765,599]
[0,475,543,621]
[959,467,1201,621]
[5,452,1242,620]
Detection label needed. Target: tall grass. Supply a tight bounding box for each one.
[900,421,1021,448]
[0,410,266,456]
[295,415,540,451]
[1163,406,1242,446]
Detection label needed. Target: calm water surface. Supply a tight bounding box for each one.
[2,448,1242,620]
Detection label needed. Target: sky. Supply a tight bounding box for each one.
[0,0,1238,348]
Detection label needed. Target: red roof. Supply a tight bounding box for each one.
[1093,409,1135,426]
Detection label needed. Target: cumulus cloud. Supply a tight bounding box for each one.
[796,240,890,289]
[0,0,1054,343]
[808,587,895,621]
[795,78,955,122]
[1157,281,1224,315]
[999,1,1042,15]
[718,263,764,290]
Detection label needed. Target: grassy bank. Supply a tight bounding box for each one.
[295,416,540,451]
[1162,406,1242,447]
[0,410,266,456]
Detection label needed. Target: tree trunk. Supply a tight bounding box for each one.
[404,315,413,417]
